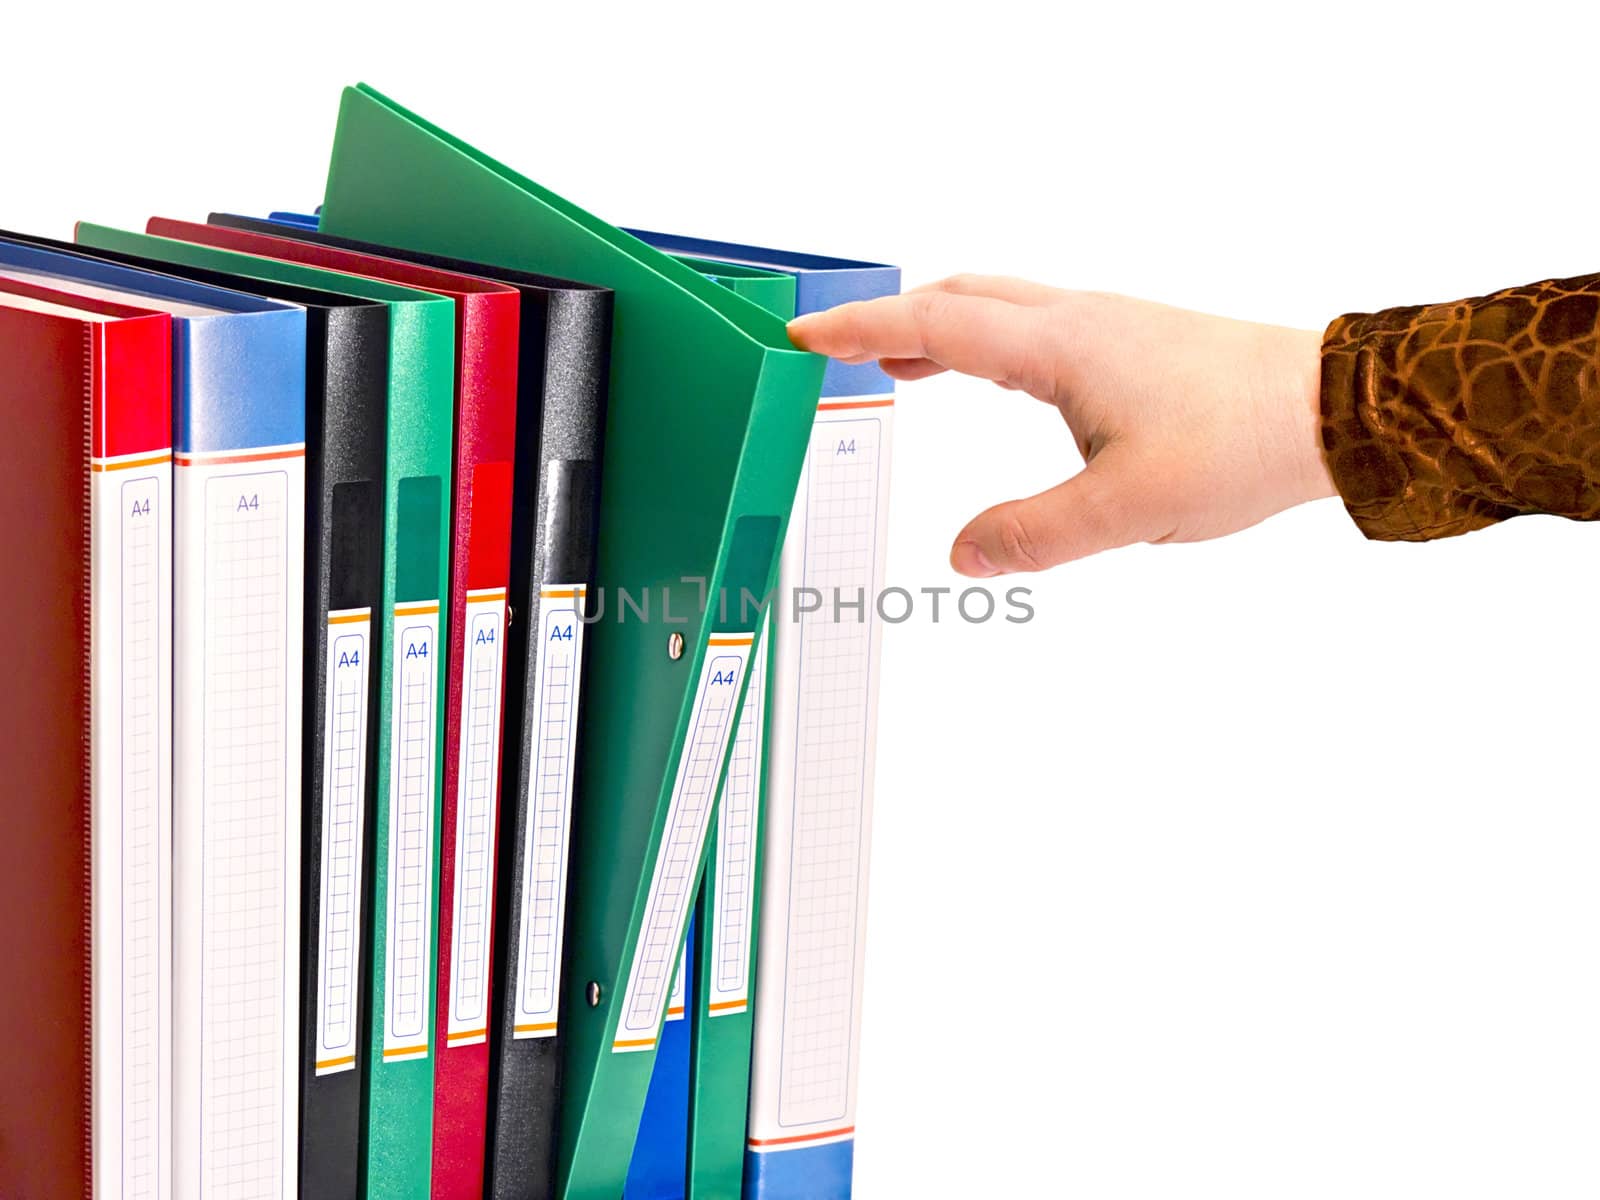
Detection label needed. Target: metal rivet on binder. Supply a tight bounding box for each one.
[667,632,684,660]
[587,981,603,1007]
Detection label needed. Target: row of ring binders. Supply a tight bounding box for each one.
[0,84,895,1200]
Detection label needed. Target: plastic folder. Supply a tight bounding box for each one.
[0,278,171,1200]
[624,258,796,1200]
[0,236,310,1200]
[315,83,826,1199]
[628,231,899,1200]
[73,221,459,1197]
[46,225,393,1199]
[685,265,791,1200]
[212,210,618,1200]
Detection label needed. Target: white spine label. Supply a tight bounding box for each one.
[385,604,439,1062]
[708,622,769,1017]
[512,585,587,1039]
[92,450,173,1200]
[315,609,370,1075]
[747,393,893,1151]
[613,633,753,1051]
[447,588,507,1048]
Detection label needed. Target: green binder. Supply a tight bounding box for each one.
[683,262,794,1200]
[316,83,825,1200]
[73,223,457,1199]
[678,255,796,321]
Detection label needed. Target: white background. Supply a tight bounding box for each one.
[9,3,1600,1196]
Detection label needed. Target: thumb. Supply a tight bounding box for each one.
[950,461,1153,576]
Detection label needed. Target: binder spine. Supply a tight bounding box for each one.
[488,287,611,1200]
[362,303,455,1200]
[745,369,896,1199]
[91,313,175,1200]
[300,304,388,1198]
[667,258,794,1200]
[97,454,172,1198]
[171,310,306,1200]
[81,322,94,1200]
[433,299,518,1198]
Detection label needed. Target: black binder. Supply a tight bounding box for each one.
[0,230,394,1200]
[208,213,614,1200]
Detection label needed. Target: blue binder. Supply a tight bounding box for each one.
[625,916,695,1200]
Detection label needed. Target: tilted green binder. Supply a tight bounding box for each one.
[316,84,825,1199]
[623,256,798,1200]
[685,262,794,1200]
[73,223,458,1199]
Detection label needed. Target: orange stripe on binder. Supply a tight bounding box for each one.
[394,602,440,616]
[446,1028,487,1044]
[748,1125,856,1148]
[706,999,747,1014]
[327,611,369,625]
[175,446,306,467]
[315,1054,356,1070]
[383,1043,429,1059]
[514,1021,558,1034]
[817,398,894,411]
[541,587,586,599]
[666,1005,685,1018]
[90,450,173,472]
[707,635,754,647]
[612,1037,657,1050]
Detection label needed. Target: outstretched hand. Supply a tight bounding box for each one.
[787,276,1336,577]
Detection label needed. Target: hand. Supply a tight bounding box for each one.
[786,276,1336,576]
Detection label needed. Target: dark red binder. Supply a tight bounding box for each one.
[144,217,521,1197]
[0,278,172,1198]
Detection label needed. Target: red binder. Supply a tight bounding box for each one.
[0,279,172,1198]
[144,217,521,1197]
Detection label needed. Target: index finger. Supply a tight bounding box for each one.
[787,291,1054,389]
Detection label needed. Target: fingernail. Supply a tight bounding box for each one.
[951,540,998,577]
[785,313,819,349]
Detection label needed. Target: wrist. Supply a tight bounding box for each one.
[1287,325,1337,505]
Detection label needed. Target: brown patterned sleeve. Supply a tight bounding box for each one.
[1319,274,1600,540]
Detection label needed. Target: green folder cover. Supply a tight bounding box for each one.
[685,263,793,1200]
[74,223,457,1199]
[317,83,825,1199]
